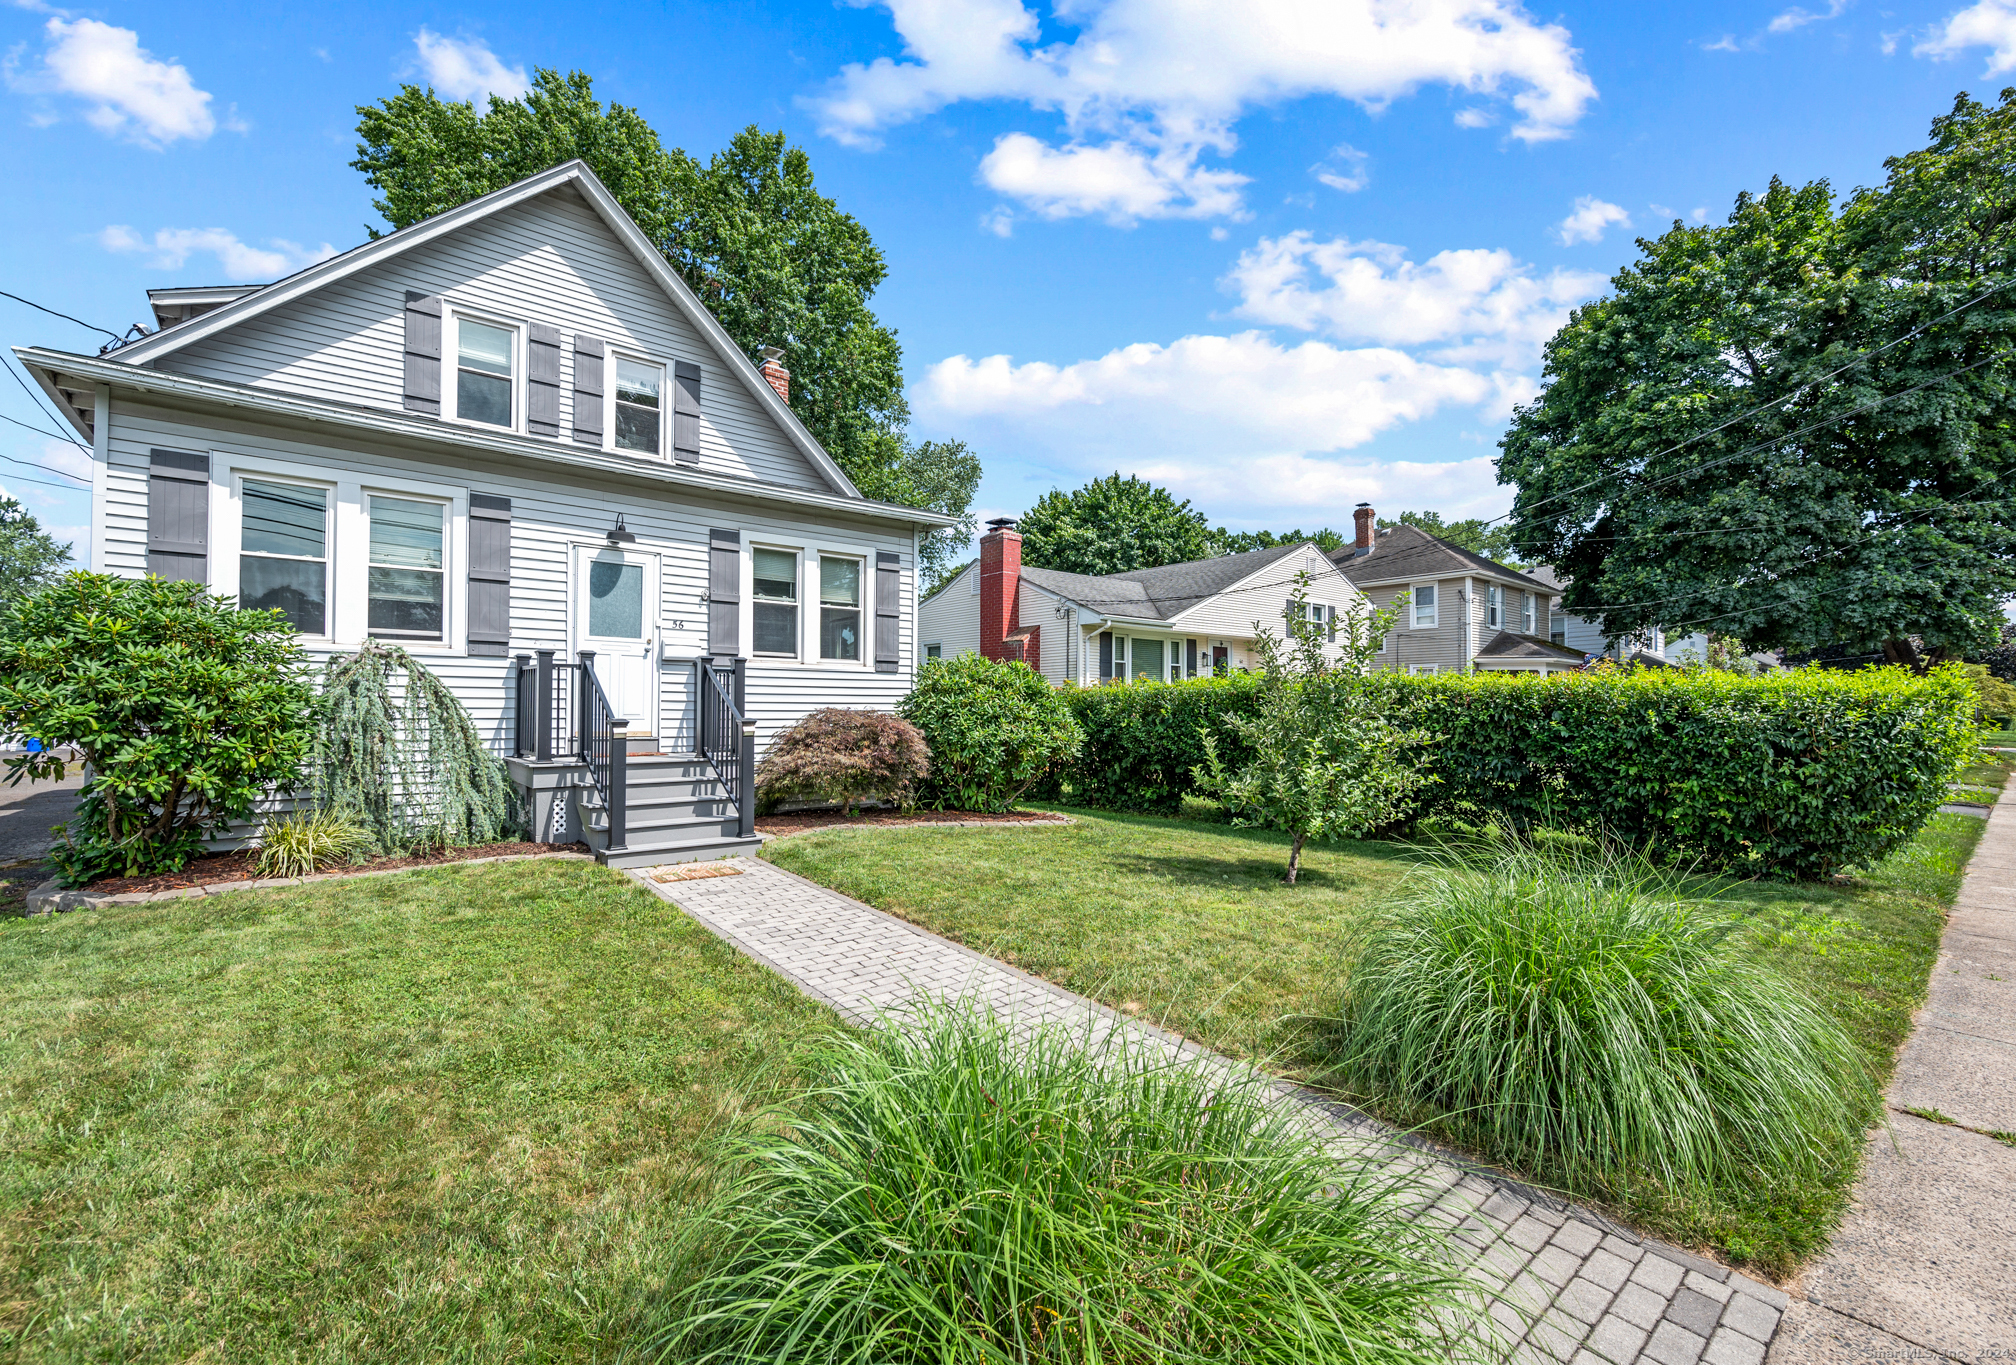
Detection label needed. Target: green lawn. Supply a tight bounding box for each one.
[0,860,834,1363]
[765,806,1983,1277]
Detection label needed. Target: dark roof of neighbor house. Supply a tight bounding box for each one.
[1331,523,1546,590]
[1020,542,1314,623]
[1474,630,1589,664]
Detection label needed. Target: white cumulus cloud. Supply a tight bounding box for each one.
[412,29,528,105]
[1916,0,2016,72]
[4,17,220,147]
[1768,0,1849,34]
[1555,195,1630,245]
[99,226,340,282]
[807,0,1597,222]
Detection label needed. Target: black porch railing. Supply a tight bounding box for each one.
[574,650,628,855]
[698,657,757,840]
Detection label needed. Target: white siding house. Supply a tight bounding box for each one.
[17,161,952,866]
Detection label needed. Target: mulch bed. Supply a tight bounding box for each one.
[756,809,1067,836]
[84,841,587,896]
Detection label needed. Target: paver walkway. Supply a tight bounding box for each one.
[635,854,1790,1364]
[1767,785,2016,1363]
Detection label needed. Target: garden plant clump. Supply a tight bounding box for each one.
[651,1001,1487,1365]
[252,808,375,879]
[0,573,316,884]
[1329,845,1873,1214]
[754,707,930,815]
[898,654,1083,813]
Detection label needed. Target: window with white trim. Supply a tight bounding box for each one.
[753,548,800,657]
[454,317,516,429]
[1412,583,1438,629]
[240,478,328,635]
[367,495,446,641]
[1408,663,1439,675]
[612,355,664,455]
[925,643,943,659]
[1485,585,1501,629]
[1522,592,1536,634]
[819,555,862,661]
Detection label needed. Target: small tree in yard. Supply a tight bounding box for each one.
[756,708,930,815]
[1195,578,1426,884]
[0,573,315,884]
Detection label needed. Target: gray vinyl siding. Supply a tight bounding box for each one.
[1361,577,1472,673]
[103,398,916,776]
[1017,578,1073,686]
[160,186,832,493]
[916,562,983,664]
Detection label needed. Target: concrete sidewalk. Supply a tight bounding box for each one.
[1769,787,2016,1363]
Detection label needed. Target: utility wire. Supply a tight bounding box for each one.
[0,289,124,343]
[3,356,91,455]
[0,412,95,472]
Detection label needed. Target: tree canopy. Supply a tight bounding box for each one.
[352,69,978,581]
[0,496,71,612]
[1378,511,1527,567]
[1499,90,2016,670]
[1018,474,1218,576]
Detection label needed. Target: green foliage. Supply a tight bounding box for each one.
[1213,525,1350,554]
[314,640,519,851]
[1019,472,1218,575]
[1961,662,2016,725]
[252,807,374,878]
[897,655,1083,812]
[1193,578,1424,882]
[0,496,71,613]
[0,573,314,885]
[754,707,930,815]
[1329,847,1873,1203]
[1377,511,1528,567]
[650,1001,1484,1365]
[1500,91,2016,666]
[351,71,978,575]
[1043,672,1266,812]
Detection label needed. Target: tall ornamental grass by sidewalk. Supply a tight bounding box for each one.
[1328,847,1874,1205]
[649,1002,1486,1365]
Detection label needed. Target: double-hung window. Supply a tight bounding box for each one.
[368,495,446,641]
[613,356,663,455]
[1521,592,1536,634]
[455,318,516,429]
[753,548,799,656]
[240,479,328,635]
[819,556,862,661]
[1485,585,1501,629]
[1132,638,1164,682]
[1412,584,1438,629]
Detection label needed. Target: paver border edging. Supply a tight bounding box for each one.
[756,814,1075,843]
[18,851,595,917]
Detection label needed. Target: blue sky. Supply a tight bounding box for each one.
[8,0,2016,567]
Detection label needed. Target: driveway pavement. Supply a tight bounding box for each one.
[0,759,84,866]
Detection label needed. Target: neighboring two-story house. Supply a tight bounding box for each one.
[1524,566,1701,666]
[15,160,953,867]
[1331,504,1586,675]
[917,518,1366,683]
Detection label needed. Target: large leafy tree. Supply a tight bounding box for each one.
[352,70,978,581]
[1499,90,2016,670]
[1018,474,1217,576]
[1378,511,1528,567]
[0,496,70,611]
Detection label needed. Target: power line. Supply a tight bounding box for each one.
[3,356,91,456]
[0,411,95,471]
[0,288,123,343]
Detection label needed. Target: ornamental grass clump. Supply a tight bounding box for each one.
[1330,848,1873,1200]
[649,1002,1486,1365]
[252,808,374,878]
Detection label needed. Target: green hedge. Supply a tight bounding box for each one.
[1047,666,1975,878]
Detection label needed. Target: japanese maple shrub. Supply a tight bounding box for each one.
[0,573,315,884]
[898,655,1083,812]
[756,708,930,815]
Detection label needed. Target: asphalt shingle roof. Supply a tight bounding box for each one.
[1019,542,1312,622]
[1330,524,1545,590]
[1474,629,1588,663]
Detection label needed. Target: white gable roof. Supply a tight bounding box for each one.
[106,160,861,499]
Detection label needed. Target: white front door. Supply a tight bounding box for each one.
[575,545,659,738]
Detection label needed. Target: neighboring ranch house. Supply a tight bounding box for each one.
[917,518,1367,683]
[15,160,953,867]
[1331,505,1586,676]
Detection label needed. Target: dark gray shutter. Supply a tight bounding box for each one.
[1099,630,1113,681]
[147,448,209,583]
[402,292,442,415]
[1326,605,1337,642]
[1285,597,1297,628]
[467,494,511,656]
[526,324,562,436]
[672,360,701,465]
[572,334,605,445]
[1185,638,1197,677]
[874,551,901,673]
[707,528,740,658]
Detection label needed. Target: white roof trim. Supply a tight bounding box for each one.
[15,346,955,530]
[100,160,862,500]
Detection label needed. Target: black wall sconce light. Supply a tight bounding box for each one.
[607,513,637,545]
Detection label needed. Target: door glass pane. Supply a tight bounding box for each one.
[242,480,325,557]
[241,555,325,634]
[587,559,644,638]
[369,497,443,568]
[1132,638,1163,681]
[368,567,443,636]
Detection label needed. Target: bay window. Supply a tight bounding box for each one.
[239,479,327,634]
[367,495,445,641]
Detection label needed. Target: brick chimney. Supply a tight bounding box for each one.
[1353,502,1376,557]
[979,518,1022,663]
[759,346,790,402]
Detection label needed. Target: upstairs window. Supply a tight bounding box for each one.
[1522,592,1536,634]
[240,479,327,635]
[456,319,515,428]
[1486,585,1501,628]
[753,548,799,656]
[819,556,862,661]
[1412,584,1438,629]
[368,495,445,641]
[613,357,663,455]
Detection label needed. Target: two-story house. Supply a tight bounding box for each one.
[917,518,1366,683]
[15,160,953,867]
[1331,504,1586,675]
